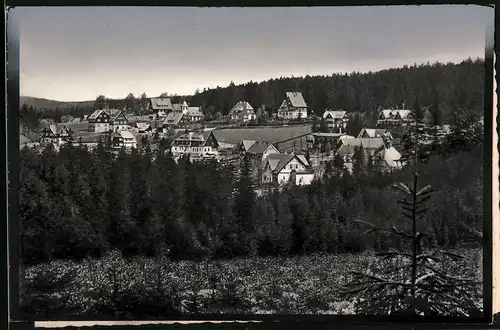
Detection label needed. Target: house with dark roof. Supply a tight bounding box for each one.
[171,131,219,161]
[149,98,173,117]
[323,110,349,133]
[261,153,315,186]
[40,124,72,147]
[277,92,308,120]
[162,112,190,131]
[229,101,256,122]
[87,109,129,133]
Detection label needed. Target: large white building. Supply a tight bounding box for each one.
[277,92,308,120]
[261,153,315,186]
[87,109,129,133]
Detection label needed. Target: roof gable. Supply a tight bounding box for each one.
[285,92,307,108]
[150,98,173,110]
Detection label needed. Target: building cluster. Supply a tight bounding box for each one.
[36,90,430,191]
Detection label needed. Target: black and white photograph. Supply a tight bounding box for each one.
[11,4,493,321]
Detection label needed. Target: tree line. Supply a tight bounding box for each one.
[20,58,484,127]
[19,115,484,265]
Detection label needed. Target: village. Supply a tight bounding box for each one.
[20,90,455,191]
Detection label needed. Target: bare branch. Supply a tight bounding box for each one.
[391,226,414,239]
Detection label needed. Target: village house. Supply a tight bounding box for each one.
[149,97,173,117]
[336,137,385,162]
[112,130,137,150]
[87,109,129,133]
[171,131,219,161]
[377,108,415,128]
[261,153,315,186]
[357,128,393,139]
[162,112,190,132]
[307,132,347,152]
[229,101,257,123]
[186,106,204,122]
[277,92,308,120]
[322,110,349,133]
[40,124,72,147]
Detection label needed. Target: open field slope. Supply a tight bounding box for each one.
[21,248,482,319]
[212,125,312,144]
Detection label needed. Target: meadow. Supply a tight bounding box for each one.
[20,248,482,320]
[212,125,312,144]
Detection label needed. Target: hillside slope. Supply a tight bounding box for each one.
[20,96,94,110]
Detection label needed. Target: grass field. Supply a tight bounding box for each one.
[212,125,312,144]
[21,248,482,319]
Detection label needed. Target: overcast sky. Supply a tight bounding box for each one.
[14,5,492,102]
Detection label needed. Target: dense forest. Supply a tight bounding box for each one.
[20,58,485,128]
[19,113,484,265]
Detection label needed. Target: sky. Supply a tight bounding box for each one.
[14,5,493,102]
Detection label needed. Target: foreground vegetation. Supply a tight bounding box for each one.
[20,248,482,319]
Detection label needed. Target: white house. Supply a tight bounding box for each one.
[171,131,219,161]
[323,110,349,133]
[277,92,308,120]
[112,130,137,149]
[229,101,256,122]
[261,153,315,186]
[149,98,173,117]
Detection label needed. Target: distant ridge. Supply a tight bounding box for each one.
[20,96,94,110]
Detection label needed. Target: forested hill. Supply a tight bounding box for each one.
[19,96,94,110]
[190,58,484,119]
[20,58,484,123]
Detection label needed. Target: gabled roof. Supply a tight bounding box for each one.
[357,128,390,138]
[394,109,413,119]
[187,107,204,117]
[247,142,276,155]
[285,92,307,108]
[323,110,347,119]
[120,130,136,140]
[339,137,385,150]
[150,98,173,110]
[242,140,257,151]
[375,146,402,167]
[172,130,217,146]
[163,112,185,126]
[379,110,394,119]
[88,109,106,120]
[48,124,58,135]
[230,101,254,114]
[263,153,309,174]
[105,109,125,121]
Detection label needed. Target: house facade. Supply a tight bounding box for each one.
[171,131,219,161]
[377,109,415,128]
[186,106,204,122]
[323,110,349,133]
[277,92,308,120]
[112,130,137,149]
[88,110,112,133]
[162,112,190,131]
[307,132,347,152]
[229,101,256,122]
[261,154,315,186]
[87,109,129,133]
[149,98,173,117]
[40,125,72,146]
